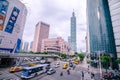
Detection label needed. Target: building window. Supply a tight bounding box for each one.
[116,45,120,47]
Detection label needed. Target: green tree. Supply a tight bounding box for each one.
[34,52,42,54]
[87,60,91,64]
[60,53,67,59]
[100,55,110,72]
[29,51,33,53]
[116,58,120,64]
[42,52,48,54]
[76,53,85,62]
[75,52,78,54]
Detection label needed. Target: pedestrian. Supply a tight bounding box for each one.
[73,65,76,70]
[91,72,95,79]
[88,65,90,74]
[88,65,89,70]
[67,69,70,75]
[81,71,84,80]
[88,70,90,74]
[92,73,95,78]
[60,72,63,76]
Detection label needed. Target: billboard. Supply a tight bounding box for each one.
[5,7,20,33]
[0,15,5,30]
[0,0,9,30]
[15,38,21,53]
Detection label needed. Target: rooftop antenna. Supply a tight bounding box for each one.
[72,9,75,16]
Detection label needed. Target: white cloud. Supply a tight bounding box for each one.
[22,0,87,52]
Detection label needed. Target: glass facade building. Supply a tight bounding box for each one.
[70,11,77,52]
[87,0,117,57]
[108,0,120,57]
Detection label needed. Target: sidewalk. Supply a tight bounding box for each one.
[77,62,100,73]
[70,64,99,80]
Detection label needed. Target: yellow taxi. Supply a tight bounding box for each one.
[28,62,36,67]
[9,66,22,73]
[62,63,68,69]
[74,59,79,65]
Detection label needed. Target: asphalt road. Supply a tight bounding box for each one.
[0,60,100,80]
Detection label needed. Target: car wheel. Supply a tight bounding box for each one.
[35,73,37,76]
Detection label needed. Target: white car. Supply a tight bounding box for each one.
[47,68,56,75]
[40,60,46,64]
[54,62,60,68]
[56,62,60,65]
[54,65,59,68]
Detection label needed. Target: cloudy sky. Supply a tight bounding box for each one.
[21,0,87,52]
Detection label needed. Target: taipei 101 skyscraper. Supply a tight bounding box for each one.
[70,11,77,52]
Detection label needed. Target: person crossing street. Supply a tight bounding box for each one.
[81,71,84,80]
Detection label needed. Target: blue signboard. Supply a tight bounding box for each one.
[15,38,21,53]
[5,7,20,33]
[0,0,9,30]
[0,0,9,16]
[0,48,13,53]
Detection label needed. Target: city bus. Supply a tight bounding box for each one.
[21,64,50,79]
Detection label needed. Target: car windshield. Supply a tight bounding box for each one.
[22,70,29,76]
[49,68,53,71]
[22,69,27,71]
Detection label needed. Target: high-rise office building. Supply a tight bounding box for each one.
[87,0,117,68]
[70,11,77,52]
[68,36,71,45]
[32,21,50,52]
[108,0,120,57]
[22,41,29,52]
[87,0,116,56]
[0,0,27,53]
[29,41,33,52]
[87,0,101,53]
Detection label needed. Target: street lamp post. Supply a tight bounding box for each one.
[98,51,102,79]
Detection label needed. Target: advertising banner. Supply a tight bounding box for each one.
[5,7,20,33]
[0,0,9,30]
[15,38,21,53]
[0,15,5,30]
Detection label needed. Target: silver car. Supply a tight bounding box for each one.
[47,68,56,75]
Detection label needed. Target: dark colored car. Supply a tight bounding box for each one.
[45,64,51,72]
[69,63,73,67]
[112,73,120,79]
[47,68,56,75]
[103,72,109,79]
[103,71,120,79]
[69,61,73,67]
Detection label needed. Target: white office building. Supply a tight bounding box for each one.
[108,0,120,57]
[0,0,27,53]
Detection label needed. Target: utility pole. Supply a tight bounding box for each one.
[98,51,102,79]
